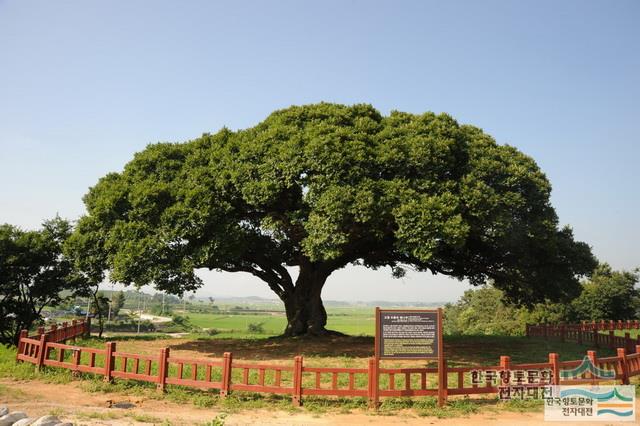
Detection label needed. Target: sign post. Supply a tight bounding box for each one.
[374,307,446,406]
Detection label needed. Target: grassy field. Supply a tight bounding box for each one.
[184,306,374,338]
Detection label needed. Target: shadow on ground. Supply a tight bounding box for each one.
[170,334,375,359]
[168,334,611,366]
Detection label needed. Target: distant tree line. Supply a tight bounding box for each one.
[444,264,640,336]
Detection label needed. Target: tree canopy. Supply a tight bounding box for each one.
[70,103,596,335]
[0,217,82,344]
[571,264,639,320]
[444,264,640,336]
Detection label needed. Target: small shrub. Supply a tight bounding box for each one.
[247,322,265,334]
[161,315,199,333]
[201,414,227,426]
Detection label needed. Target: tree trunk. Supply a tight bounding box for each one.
[283,262,330,336]
[92,292,104,338]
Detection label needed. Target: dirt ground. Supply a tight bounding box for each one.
[3,336,633,425]
[1,378,631,426]
[101,335,376,360]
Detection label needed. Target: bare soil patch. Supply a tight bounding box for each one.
[0,378,556,425]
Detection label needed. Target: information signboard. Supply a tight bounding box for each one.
[377,309,439,359]
[372,307,446,407]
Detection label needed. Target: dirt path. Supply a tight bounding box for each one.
[2,379,627,425]
[139,314,172,323]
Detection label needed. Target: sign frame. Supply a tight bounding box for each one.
[375,308,442,360]
[373,307,447,407]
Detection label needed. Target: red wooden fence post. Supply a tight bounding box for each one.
[608,331,615,348]
[37,326,45,336]
[636,345,640,355]
[49,324,57,343]
[36,333,48,370]
[577,327,582,345]
[220,352,232,398]
[616,348,630,385]
[593,329,599,348]
[500,355,511,387]
[292,355,303,407]
[72,348,81,377]
[587,350,597,384]
[438,356,447,407]
[624,333,631,353]
[16,330,28,362]
[548,353,560,385]
[71,320,78,342]
[367,357,379,410]
[104,342,116,382]
[157,347,169,391]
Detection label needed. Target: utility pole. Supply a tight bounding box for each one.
[85,297,91,321]
[161,292,165,316]
[137,290,142,334]
[107,283,114,322]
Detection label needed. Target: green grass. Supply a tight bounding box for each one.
[2,328,632,419]
[0,344,74,383]
[69,334,619,394]
[599,329,640,339]
[76,410,123,421]
[127,412,166,423]
[200,414,227,426]
[444,335,616,366]
[183,306,374,338]
[185,313,286,337]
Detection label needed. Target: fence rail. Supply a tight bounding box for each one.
[16,320,640,408]
[15,319,89,364]
[526,320,640,354]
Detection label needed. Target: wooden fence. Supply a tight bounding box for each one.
[526,320,640,354]
[15,319,640,408]
[15,319,90,364]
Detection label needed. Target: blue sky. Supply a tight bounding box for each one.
[1,1,638,302]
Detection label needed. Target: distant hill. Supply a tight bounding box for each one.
[87,288,448,308]
[193,295,447,307]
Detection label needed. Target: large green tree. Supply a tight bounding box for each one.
[443,286,529,336]
[571,264,639,321]
[70,103,596,336]
[0,217,82,344]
